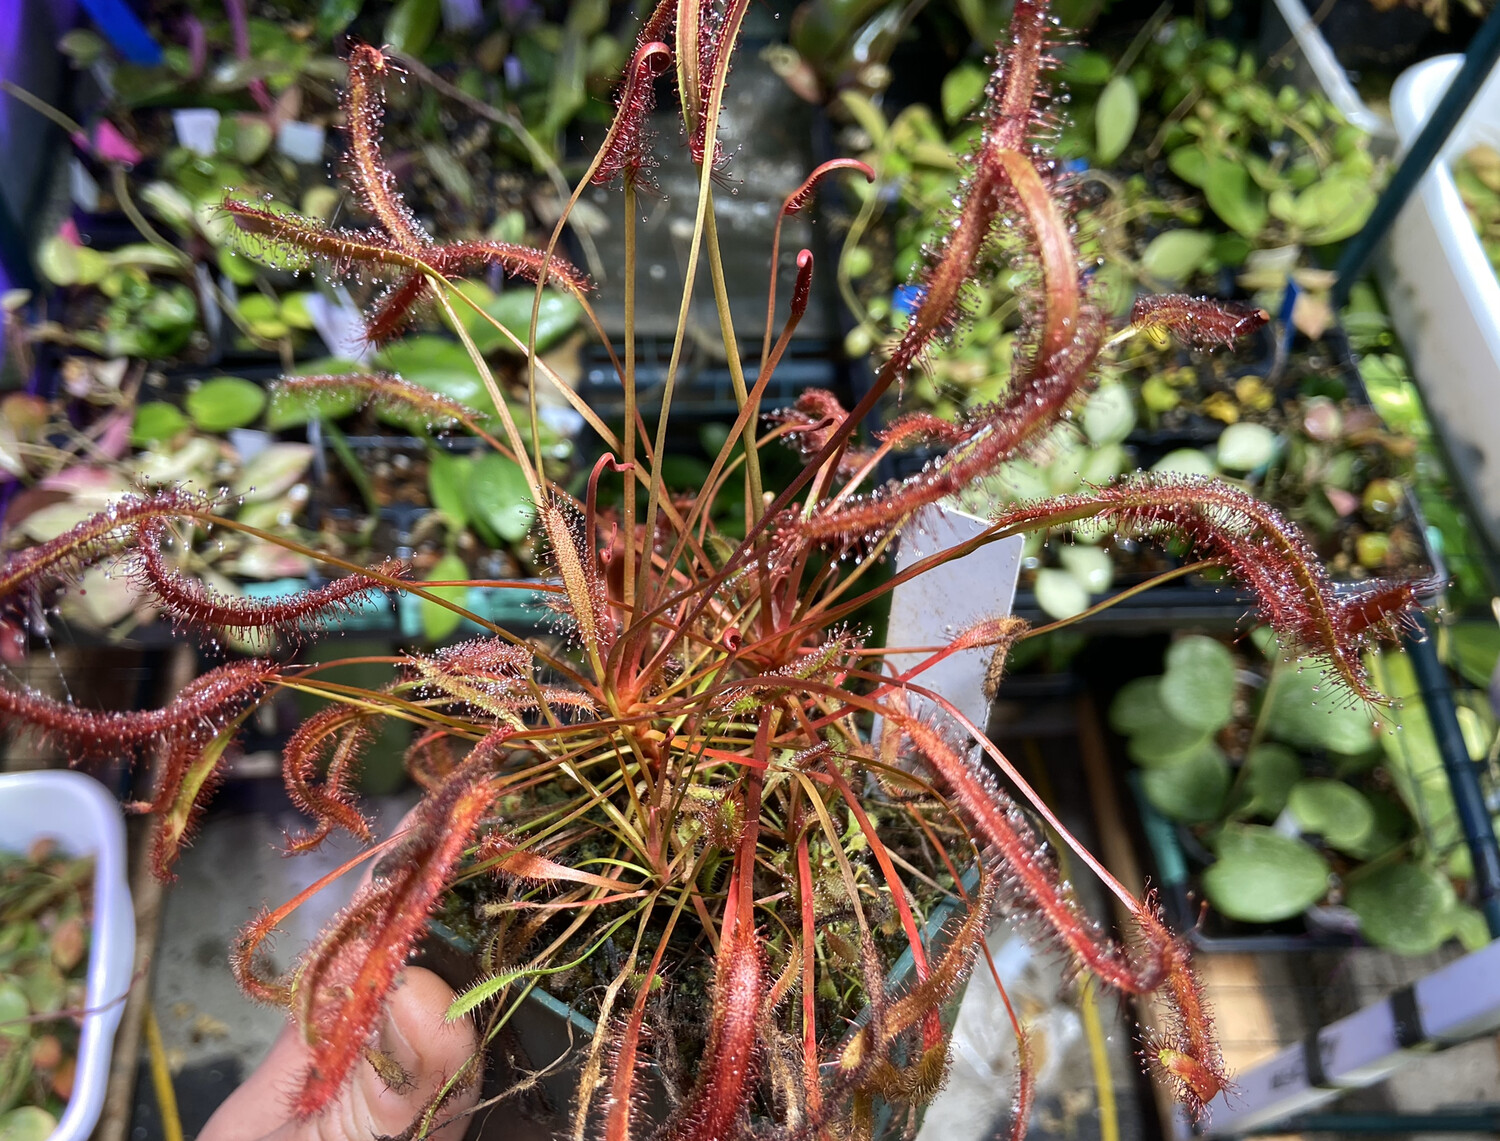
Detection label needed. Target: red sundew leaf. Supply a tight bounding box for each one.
[0,488,210,603]
[343,42,428,250]
[661,855,764,1141]
[593,41,674,188]
[1129,295,1270,350]
[984,475,1421,702]
[150,709,252,878]
[270,373,478,431]
[282,706,376,854]
[221,199,421,277]
[134,517,405,639]
[885,706,1163,994]
[0,659,273,761]
[875,411,969,449]
[290,744,498,1118]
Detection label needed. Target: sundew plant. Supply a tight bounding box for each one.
[0,1,1427,1137]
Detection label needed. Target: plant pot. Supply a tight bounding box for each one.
[0,770,135,1141]
[428,509,1025,1135]
[1379,53,1500,568]
[1259,0,1398,148]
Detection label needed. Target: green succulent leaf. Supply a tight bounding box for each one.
[1140,229,1215,285]
[186,377,267,432]
[1287,779,1375,853]
[428,452,470,530]
[1141,741,1229,822]
[1241,743,1301,818]
[1160,635,1236,732]
[130,402,189,445]
[1095,75,1139,165]
[1109,676,1167,736]
[421,551,470,642]
[1203,826,1330,922]
[1347,863,1457,955]
[1264,660,1377,756]
[469,453,536,543]
[1201,155,1269,238]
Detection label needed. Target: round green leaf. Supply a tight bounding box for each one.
[1347,863,1456,955]
[421,551,470,642]
[1141,741,1230,822]
[1095,75,1139,166]
[1216,422,1276,473]
[480,289,584,356]
[1104,677,1170,737]
[130,402,189,445]
[469,452,536,543]
[1202,155,1269,238]
[1241,743,1301,818]
[186,376,266,432]
[1109,676,1167,736]
[1059,544,1113,595]
[1203,826,1330,922]
[1034,567,1089,620]
[384,0,440,55]
[1127,715,1211,768]
[0,1107,59,1141]
[1287,779,1375,853]
[1264,662,1377,756]
[1140,230,1215,286]
[1081,383,1136,445]
[1160,635,1236,732]
[1168,146,1208,188]
[428,451,470,530]
[941,63,988,124]
[1152,447,1217,477]
[37,235,109,287]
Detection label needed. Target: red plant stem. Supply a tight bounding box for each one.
[794,822,825,1120]
[825,767,943,1051]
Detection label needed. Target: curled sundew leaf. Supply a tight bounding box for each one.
[290,748,495,1117]
[1130,295,1271,350]
[987,475,1421,703]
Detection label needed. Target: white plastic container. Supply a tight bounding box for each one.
[0,770,135,1141]
[1263,0,1396,146]
[1379,54,1500,557]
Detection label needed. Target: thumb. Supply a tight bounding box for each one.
[199,966,480,1141]
[349,965,481,1141]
